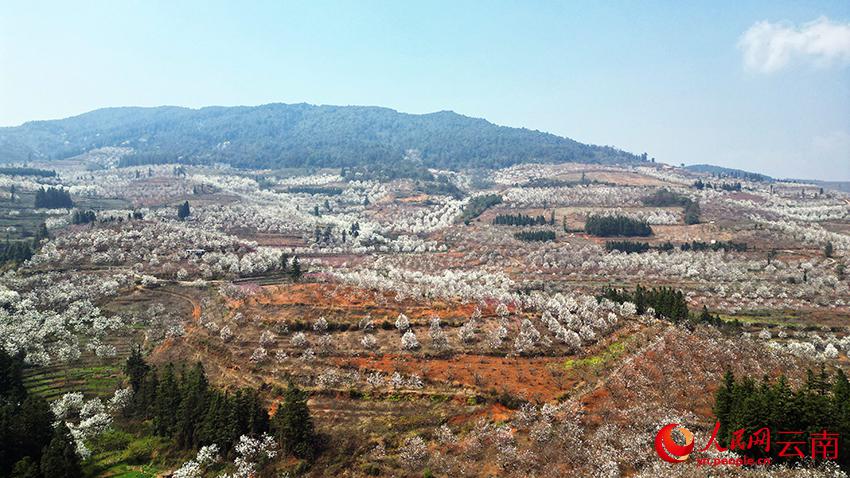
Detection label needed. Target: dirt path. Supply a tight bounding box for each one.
[570,321,667,405]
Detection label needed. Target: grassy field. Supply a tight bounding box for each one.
[83,430,175,478]
[22,363,124,401]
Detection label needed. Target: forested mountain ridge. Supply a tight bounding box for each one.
[684,163,772,182]
[0,103,642,169]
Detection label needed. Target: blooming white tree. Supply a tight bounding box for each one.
[259,330,276,347]
[250,347,268,363]
[228,433,277,478]
[429,316,449,351]
[458,319,477,344]
[313,316,329,333]
[824,343,840,359]
[401,330,420,350]
[487,325,507,350]
[361,334,378,350]
[395,313,410,332]
[172,444,220,478]
[514,319,541,354]
[220,325,234,342]
[399,435,428,470]
[108,387,133,413]
[291,332,308,348]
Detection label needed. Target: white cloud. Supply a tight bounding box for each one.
[738,16,850,73]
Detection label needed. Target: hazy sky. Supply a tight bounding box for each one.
[1,1,849,180]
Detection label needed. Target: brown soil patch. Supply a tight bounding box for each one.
[244,283,480,324]
[448,403,513,425]
[335,353,572,402]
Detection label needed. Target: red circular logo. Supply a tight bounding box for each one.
[655,423,695,463]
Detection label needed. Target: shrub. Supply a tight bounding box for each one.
[90,428,133,453]
[122,436,164,464]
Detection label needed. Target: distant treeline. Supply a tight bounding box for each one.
[462,194,502,224]
[685,164,771,182]
[514,230,556,242]
[493,213,550,226]
[72,210,146,226]
[0,167,56,177]
[34,187,73,209]
[415,176,464,199]
[585,214,652,237]
[600,285,737,328]
[524,174,612,189]
[287,186,343,195]
[605,241,652,253]
[71,210,97,224]
[606,240,748,254]
[681,240,748,252]
[342,162,434,182]
[642,188,700,225]
[694,179,742,192]
[118,153,203,168]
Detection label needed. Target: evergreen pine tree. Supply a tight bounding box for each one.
[714,370,735,445]
[18,395,54,460]
[135,365,159,419]
[40,421,81,478]
[832,371,850,469]
[10,456,40,478]
[175,362,209,448]
[198,391,226,449]
[154,364,181,436]
[177,201,191,220]
[124,345,149,393]
[290,257,302,282]
[272,383,317,460]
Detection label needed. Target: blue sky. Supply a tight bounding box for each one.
[1,1,848,180]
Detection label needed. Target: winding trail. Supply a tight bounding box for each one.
[569,321,667,405]
[145,286,202,322]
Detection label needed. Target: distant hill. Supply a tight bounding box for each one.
[685,164,772,182]
[0,104,641,170]
[782,179,850,193]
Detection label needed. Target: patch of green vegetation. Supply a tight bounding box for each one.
[718,311,802,327]
[563,339,629,371]
[83,433,173,478]
[607,341,626,354]
[461,194,502,224]
[466,395,485,406]
[563,356,604,370]
[23,363,123,399]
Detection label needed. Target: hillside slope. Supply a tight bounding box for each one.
[0,103,641,169]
